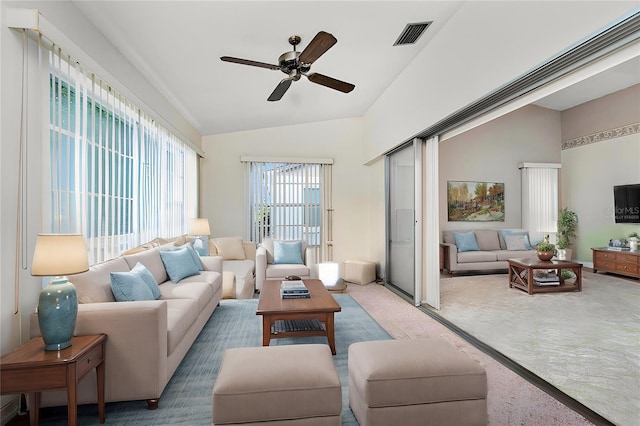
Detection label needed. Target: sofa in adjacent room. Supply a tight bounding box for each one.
[30,243,223,409]
[441,229,538,275]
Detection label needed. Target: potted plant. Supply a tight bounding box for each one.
[557,207,578,260]
[536,241,556,261]
[629,232,639,251]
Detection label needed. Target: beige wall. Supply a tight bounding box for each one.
[439,105,562,232]
[561,85,640,263]
[200,118,374,268]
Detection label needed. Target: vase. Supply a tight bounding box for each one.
[536,251,554,261]
[38,278,78,350]
[630,239,638,251]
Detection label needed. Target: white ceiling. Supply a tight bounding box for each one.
[72,1,463,136]
[71,1,639,137]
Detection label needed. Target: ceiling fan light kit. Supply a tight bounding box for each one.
[221,31,355,102]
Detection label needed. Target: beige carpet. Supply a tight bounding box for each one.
[345,283,594,425]
[436,271,639,426]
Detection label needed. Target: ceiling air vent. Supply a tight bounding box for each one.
[393,21,433,46]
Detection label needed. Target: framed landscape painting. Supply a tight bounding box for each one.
[447,181,505,221]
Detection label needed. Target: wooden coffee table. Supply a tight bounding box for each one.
[508,257,583,295]
[256,279,342,354]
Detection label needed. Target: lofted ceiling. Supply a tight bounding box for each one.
[71,1,639,138]
[72,1,464,136]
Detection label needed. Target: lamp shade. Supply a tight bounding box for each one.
[189,218,211,236]
[31,234,89,276]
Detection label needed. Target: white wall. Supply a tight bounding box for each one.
[200,118,373,270]
[561,85,640,263]
[439,105,562,231]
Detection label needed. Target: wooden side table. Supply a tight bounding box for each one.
[0,334,106,426]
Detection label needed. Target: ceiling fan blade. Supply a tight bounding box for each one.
[268,79,293,102]
[307,73,355,93]
[298,31,337,64]
[220,56,280,70]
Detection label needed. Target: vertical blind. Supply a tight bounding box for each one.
[48,45,198,264]
[520,163,560,243]
[243,160,332,255]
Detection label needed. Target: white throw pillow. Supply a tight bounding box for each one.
[505,235,529,251]
[214,237,246,260]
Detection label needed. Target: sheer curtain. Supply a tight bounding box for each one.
[519,163,561,244]
[48,45,198,264]
[241,157,333,261]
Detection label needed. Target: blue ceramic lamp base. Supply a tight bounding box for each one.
[38,277,78,351]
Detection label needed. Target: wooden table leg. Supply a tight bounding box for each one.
[67,365,77,426]
[29,392,39,426]
[326,313,336,355]
[527,266,533,295]
[262,316,272,347]
[97,360,106,423]
[576,266,583,291]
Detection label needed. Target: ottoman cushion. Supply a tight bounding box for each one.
[343,260,376,285]
[213,344,341,424]
[349,338,486,407]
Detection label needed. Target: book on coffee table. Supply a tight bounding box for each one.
[281,280,308,293]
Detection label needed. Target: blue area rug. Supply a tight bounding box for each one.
[37,294,391,425]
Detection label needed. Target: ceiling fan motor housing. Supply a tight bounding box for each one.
[278,51,310,75]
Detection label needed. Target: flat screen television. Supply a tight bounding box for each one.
[613,184,640,223]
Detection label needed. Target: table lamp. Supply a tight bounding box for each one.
[190,218,211,256]
[31,234,89,350]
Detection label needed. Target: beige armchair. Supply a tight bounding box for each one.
[255,238,311,291]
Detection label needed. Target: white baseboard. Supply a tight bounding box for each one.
[1,395,20,426]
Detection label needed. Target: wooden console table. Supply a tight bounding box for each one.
[0,334,106,426]
[508,258,582,295]
[592,247,640,279]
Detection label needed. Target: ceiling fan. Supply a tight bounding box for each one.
[221,31,355,102]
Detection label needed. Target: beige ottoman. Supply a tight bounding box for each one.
[343,259,376,285]
[348,338,487,426]
[213,344,342,425]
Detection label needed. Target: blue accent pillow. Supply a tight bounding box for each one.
[186,245,204,271]
[453,231,480,252]
[110,269,155,302]
[159,247,201,282]
[130,262,161,299]
[273,241,303,264]
[499,230,533,250]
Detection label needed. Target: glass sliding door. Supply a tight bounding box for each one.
[386,142,418,299]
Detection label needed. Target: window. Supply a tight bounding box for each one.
[48,48,197,264]
[243,159,332,249]
[519,163,561,244]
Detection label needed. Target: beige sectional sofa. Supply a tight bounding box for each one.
[30,243,223,409]
[441,229,538,275]
[209,237,256,299]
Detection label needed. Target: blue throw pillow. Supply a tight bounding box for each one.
[186,244,204,271]
[159,247,201,282]
[110,270,156,302]
[499,230,533,250]
[273,241,303,264]
[453,231,480,252]
[130,262,161,299]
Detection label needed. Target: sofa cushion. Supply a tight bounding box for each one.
[70,257,130,303]
[494,250,534,261]
[129,262,161,299]
[453,231,480,252]
[266,264,310,278]
[213,237,246,260]
[261,238,307,265]
[165,299,198,356]
[505,235,530,251]
[123,248,169,284]
[159,281,213,313]
[499,229,533,250]
[474,230,501,251]
[110,270,156,302]
[457,251,498,263]
[159,247,201,283]
[273,240,304,264]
